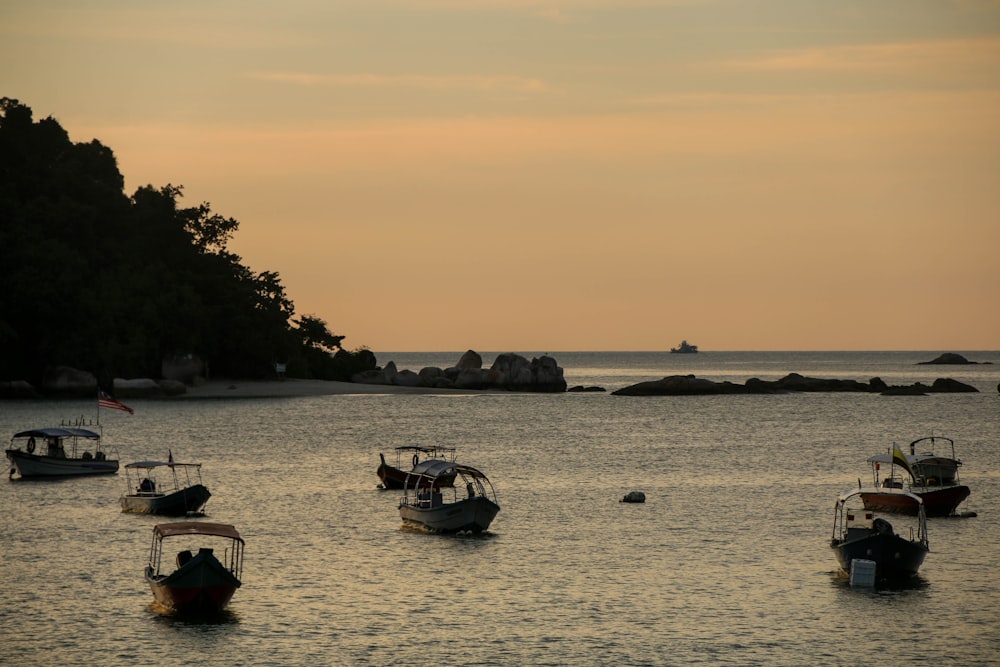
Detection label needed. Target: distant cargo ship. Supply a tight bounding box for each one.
[670,340,698,354]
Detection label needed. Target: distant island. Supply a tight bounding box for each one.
[917,353,991,365]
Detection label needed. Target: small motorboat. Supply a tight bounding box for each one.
[121,455,211,515]
[145,521,244,616]
[377,445,456,489]
[6,426,118,479]
[860,436,971,517]
[399,460,500,534]
[831,489,929,581]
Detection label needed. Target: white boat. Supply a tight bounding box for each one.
[6,426,119,478]
[398,460,500,534]
[120,457,211,515]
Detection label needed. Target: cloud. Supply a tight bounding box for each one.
[731,37,1000,74]
[246,71,550,93]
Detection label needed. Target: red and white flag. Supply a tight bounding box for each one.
[98,390,134,415]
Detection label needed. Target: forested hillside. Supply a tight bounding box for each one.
[0,98,374,387]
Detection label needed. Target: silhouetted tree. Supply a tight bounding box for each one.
[0,98,355,386]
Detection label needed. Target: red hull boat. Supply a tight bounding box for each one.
[145,522,244,616]
[861,436,972,517]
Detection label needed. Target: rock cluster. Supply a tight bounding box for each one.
[611,373,979,396]
[0,365,190,399]
[352,350,568,393]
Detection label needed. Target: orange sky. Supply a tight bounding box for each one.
[4,1,999,351]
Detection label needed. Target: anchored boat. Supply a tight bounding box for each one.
[121,456,211,515]
[377,444,456,489]
[860,436,971,517]
[6,426,118,479]
[145,521,244,616]
[831,489,929,581]
[398,460,500,534]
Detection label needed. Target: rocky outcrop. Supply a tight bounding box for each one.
[621,491,646,503]
[114,378,163,398]
[353,350,567,393]
[0,367,191,400]
[162,353,207,383]
[918,353,991,365]
[612,375,746,396]
[612,373,979,396]
[42,366,98,397]
[930,378,980,393]
[0,380,42,399]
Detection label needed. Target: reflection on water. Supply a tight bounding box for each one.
[1,352,999,666]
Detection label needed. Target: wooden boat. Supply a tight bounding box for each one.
[377,445,456,489]
[121,457,211,515]
[831,489,929,581]
[6,426,118,479]
[399,460,500,534]
[145,521,244,615]
[860,436,971,517]
[670,340,698,353]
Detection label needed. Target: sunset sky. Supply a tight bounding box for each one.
[4,1,998,352]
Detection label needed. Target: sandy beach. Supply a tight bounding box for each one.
[178,378,475,399]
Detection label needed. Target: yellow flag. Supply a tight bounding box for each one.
[892,444,915,479]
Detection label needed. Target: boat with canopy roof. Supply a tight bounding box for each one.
[121,453,211,515]
[145,521,244,616]
[399,460,500,534]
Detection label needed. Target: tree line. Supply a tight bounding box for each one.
[0,98,375,388]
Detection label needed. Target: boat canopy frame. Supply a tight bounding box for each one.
[124,461,205,497]
[400,460,498,508]
[148,522,244,580]
[9,425,115,460]
[832,490,928,548]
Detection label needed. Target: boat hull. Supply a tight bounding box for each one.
[145,551,240,615]
[860,485,970,517]
[377,462,409,490]
[399,496,500,533]
[121,484,211,515]
[832,534,928,579]
[6,449,119,478]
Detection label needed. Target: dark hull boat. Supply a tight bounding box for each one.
[121,458,211,515]
[861,436,971,517]
[377,445,456,489]
[145,522,244,616]
[831,490,929,581]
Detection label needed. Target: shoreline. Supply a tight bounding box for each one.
[177,378,482,398]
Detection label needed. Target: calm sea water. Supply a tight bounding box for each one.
[2,351,999,666]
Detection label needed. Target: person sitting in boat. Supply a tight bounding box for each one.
[47,437,65,458]
[138,478,155,493]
